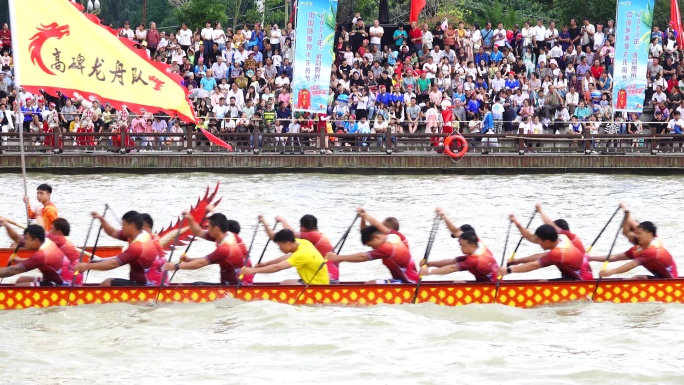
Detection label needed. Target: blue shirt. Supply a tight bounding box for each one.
[200,76,216,91]
[481,112,494,133]
[504,79,520,89]
[475,52,490,65]
[481,28,494,47]
[376,92,390,105]
[393,30,408,46]
[452,92,466,103]
[490,50,503,63]
[467,99,480,114]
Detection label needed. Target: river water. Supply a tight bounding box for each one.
[0,173,683,384]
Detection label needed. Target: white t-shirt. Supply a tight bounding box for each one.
[545,28,558,45]
[369,26,384,45]
[274,76,290,89]
[212,29,226,44]
[270,29,282,45]
[533,25,546,44]
[493,29,507,47]
[667,118,684,132]
[212,104,229,118]
[120,28,135,40]
[177,29,192,46]
[201,27,214,41]
[530,122,543,134]
[519,122,531,134]
[423,62,438,79]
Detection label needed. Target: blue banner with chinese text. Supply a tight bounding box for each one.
[612,0,654,112]
[292,0,337,113]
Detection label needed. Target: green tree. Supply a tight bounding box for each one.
[550,0,616,25]
[174,0,229,30]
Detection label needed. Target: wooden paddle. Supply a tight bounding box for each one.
[586,206,621,254]
[493,210,536,303]
[155,217,184,304]
[254,222,279,266]
[168,213,210,284]
[294,214,359,304]
[83,205,109,285]
[67,214,98,305]
[233,219,266,298]
[590,214,623,301]
[410,214,442,304]
[1,218,26,229]
[491,220,513,303]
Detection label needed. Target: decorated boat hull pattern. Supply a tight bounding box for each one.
[1,279,683,310]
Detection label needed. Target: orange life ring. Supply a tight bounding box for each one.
[443,135,468,159]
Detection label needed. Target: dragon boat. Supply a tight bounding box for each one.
[0,279,683,310]
[2,183,682,310]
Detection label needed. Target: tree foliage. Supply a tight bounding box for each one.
[174,0,229,29]
[550,0,616,25]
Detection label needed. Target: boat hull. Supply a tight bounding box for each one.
[1,279,683,310]
[0,246,123,266]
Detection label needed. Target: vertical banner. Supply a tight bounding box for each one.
[612,0,654,112]
[292,0,337,113]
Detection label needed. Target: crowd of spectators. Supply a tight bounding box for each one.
[1,13,684,152]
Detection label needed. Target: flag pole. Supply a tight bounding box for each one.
[8,0,29,225]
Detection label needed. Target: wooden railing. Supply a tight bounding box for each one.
[0,129,682,155]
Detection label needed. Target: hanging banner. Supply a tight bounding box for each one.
[612,0,654,112]
[292,0,337,113]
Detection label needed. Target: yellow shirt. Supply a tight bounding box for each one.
[287,239,330,285]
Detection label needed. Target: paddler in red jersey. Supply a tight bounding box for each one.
[261,214,337,283]
[162,212,254,285]
[76,210,164,286]
[23,183,58,232]
[327,209,418,284]
[3,217,83,285]
[533,204,589,254]
[358,208,409,249]
[421,231,499,282]
[498,221,593,281]
[141,213,168,265]
[617,202,640,245]
[434,207,487,243]
[0,223,72,286]
[592,221,678,279]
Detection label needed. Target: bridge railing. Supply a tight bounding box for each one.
[0,129,682,155]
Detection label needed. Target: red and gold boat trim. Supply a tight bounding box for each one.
[0,279,683,310]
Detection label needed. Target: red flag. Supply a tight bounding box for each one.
[197,126,234,152]
[671,0,684,47]
[409,0,425,22]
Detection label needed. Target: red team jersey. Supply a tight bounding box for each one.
[114,231,165,285]
[19,239,72,285]
[48,233,83,285]
[297,231,336,281]
[366,231,418,283]
[558,229,586,254]
[624,239,678,278]
[538,234,593,280]
[203,231,254,285]
[454,245,499,282]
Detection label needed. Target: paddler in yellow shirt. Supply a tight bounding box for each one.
[240,229,330,285]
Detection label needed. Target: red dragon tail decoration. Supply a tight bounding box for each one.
[28,23,70,76]
[157,182,222,250]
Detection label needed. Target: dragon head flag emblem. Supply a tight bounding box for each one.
[28,23,70,76]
